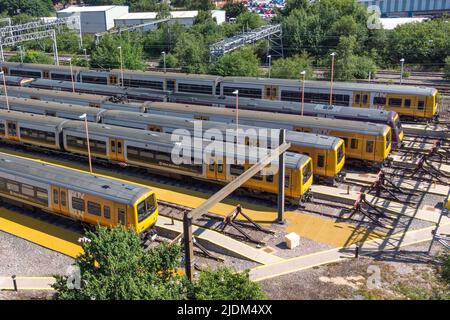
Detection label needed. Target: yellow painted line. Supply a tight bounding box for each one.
[0,149,383,247]
[0,207,83,258]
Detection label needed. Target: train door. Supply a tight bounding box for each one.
[166,80,176,93]
[352,92,370,108]
[109,139,124,162]
[1,67,8,75]
[206,157,226,181]
[51,186,68,215]
[43,71,50,79]
[5,121,18,141]
[264,85,278,100]
[109,74,118,85]
[115,204,127,227]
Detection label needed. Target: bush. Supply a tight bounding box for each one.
[270,53,314,79]
[445,57,450,80]
[9,50,53,64]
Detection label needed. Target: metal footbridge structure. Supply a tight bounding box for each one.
[209,24,283,59]
[0,15,82,65]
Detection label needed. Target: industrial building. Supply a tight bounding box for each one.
[358,0,450,17]
[56,5,129,33]
[114,10,226,30]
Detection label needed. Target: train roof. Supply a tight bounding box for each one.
[102,110,342,150]
[0,152,152,205]
[62,120,310,169]
[0,96,107,116]
[110,68,222,82]
[5,84,110,102]
[0,109,69,127]
[147,102,391,136]
[1,62,86,73]
[221,77,437,96]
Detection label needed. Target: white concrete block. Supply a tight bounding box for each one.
[285,232,300,249]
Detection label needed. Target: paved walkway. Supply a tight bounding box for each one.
[390,154,450,174]
[0,276,55,290]
[310,185,450,224]
[249,223,450,281]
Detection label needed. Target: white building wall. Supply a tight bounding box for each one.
[105,6,129,31]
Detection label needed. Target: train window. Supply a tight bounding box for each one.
[51,73,72,81]
[418,101,425,110]
[117,141,122,153]
[354,94,360,104]
[333,94,350,106]
[0,123,5,136]
[303,163,312,184]
[0,177,6,190]
[7,123,17,136]
[21,184,35,198]
[285,173,290,188]
[110,140,116,153]
[230,165,245,176]
[72,197,85,212]
[81,75,108,85]
[194,115,209,120]
[88,201,101,216]
[362,95,368,104]
[351,138,358,149]
[118,208,126,225]
[317,155,324,168]
[374,97,386,105]
[209,161,215,172]
[166,80,176,92]
[10,70,41,78]
[252,172,263,181]
[61,191,66,206]
[53,189,59,204]
[281,90,301,102]
[104,206,111,219]
[91,140,106,154]
[404,99,411,108]
[223,87,262,99]
[388,98,402,107]
[266,174,274,183]
[155,151,171,163]
[366,141,374,153]
[20,128,56,143]
[7,182,19,193]
[36,188,48,204]
[125,79,164,90]
[217,163,224,173]
[178,83,213,95]
[342,137,349,148]
[265,87,271,97]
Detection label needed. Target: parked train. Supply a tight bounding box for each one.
[143,102,393,165]
[0,110,313,202]
[0,152,158,234]
[0,96,344,182]
[0,62,438,119]
[1,83,405,146]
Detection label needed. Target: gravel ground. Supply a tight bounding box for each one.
[260,240,448,300]
[0,231,74,277]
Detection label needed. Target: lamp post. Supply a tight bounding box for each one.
[83,48,88,61]
[0,71,9,111]
[329,52,336,105]
[233,90,239,142]
[18,45,24,63]
[400,58,405,85]
[117,46,124,87]
[68,58,75,93]
[300,70,306,116]
[79,113,93,174]
[267,55,272,78]
[162,51,166,73]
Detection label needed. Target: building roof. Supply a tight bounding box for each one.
[115,12,158,20]
[58,5,127,13]
[170,10,198,18]
[380,17,428,30]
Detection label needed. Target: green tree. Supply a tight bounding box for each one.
[90,34,145,70]
[9,50,53,64]
[210,47,260,77]
[53,225,187,300]
[187,0,215,11]
[270,53,315,79]
[445,57,450,80]
[193,267,266,300]
[222,1,247,19]
[236,11,266,31]
[172,32,208,73]
[0,0,54,17]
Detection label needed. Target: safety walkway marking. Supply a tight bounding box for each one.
[403,124,449,138]
[0,208,83,258]
[156,216,282,264]
[310,185,449,225]
[402,141,434,151]
[0,148,382,247]
[345,172,450,196]
[0,276,55,291]
[390,154,450,174]
[249,223,450,281]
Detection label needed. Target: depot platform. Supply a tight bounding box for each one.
[0,148,384,249]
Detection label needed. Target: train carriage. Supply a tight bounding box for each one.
[220,77,438,119]
[101,110,345,182]
[0,152,158,233]
[61,121,313,201]
[145,102,392,165]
